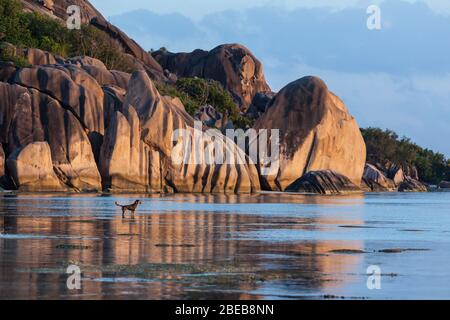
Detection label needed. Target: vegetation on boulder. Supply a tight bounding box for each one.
[361,127,449,184]
[157,77,252,128]
[0,0,136,72]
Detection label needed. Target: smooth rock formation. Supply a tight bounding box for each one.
[404,165,420,181]
[286,170,361,195]
[99,108,158,192]
[398,177,427,192]
[253,76,366,191]
[6,142,65,191]
[1,42,63,67]
[362,163,396,191]
[153,44,271,111]
[20,0,167,81]
[0,82,101,191]
[120,71,260,193]
[68,56,131,90]
[12,64,105,137]
[387,164,405,186]
[25,47,59,65]
[21,0,104,24]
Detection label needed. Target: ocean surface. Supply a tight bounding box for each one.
[0,191,449,300]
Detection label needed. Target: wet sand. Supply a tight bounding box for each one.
[1,192,449,299]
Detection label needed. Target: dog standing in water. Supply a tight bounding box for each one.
[115,200,142,218]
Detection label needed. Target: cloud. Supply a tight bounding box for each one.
[108,1,450,156]
[269,62,450,156]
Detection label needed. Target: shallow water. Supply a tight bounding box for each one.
[0,192,449,300]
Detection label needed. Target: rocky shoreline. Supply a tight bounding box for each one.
[0,0,444,195]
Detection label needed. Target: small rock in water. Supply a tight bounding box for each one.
[329,249,366,254]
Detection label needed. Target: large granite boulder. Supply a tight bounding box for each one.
[404,165,420,181]
[99,107,159,192]
[253,76,366,191]
[362,163,396,191]
[118,71,260,193]
[285,170,361,195]
[0,82,101,191]
[68,56,131,90]
[153,44,271,111]
[6,142,66,191]
[386,164,405,186]
[25,47,59,65]
[12,64,105,138]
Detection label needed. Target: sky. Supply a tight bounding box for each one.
[90,0,450,157]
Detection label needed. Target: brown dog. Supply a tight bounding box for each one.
[115,200,142,218]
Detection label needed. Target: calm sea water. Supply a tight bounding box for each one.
[0,191,449,300]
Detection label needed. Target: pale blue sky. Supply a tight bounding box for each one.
[90,0,450,157]
[91,0,450,19]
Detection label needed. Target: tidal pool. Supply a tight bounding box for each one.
[0,192,449,299]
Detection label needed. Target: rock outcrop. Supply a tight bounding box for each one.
[440,181,450,189]
[398,177,427,192]
[285,170,362,195]
[386,164,405,185]
[99,107,159,192]
[20,0,167,81]
[246,91,276,119]
[6,142,66,191]
[153,44,271,111]
[21,0,103,24]
[4,1,417,195]
[117,71,261,193]
[362,162,427,192]
[195,105,233,130]
[68,56,131,90]
[1,43,261,193]
[253,76,366,191]
[362,163,396,191]
[12,64,105,139]
[0,82,101,191]
[25,47,60,65]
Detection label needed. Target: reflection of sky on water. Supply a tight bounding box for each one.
[0,192,449,299]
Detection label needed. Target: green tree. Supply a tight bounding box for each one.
[157,77,251,128]
[361,127,449,184]
[0,0,136,72]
